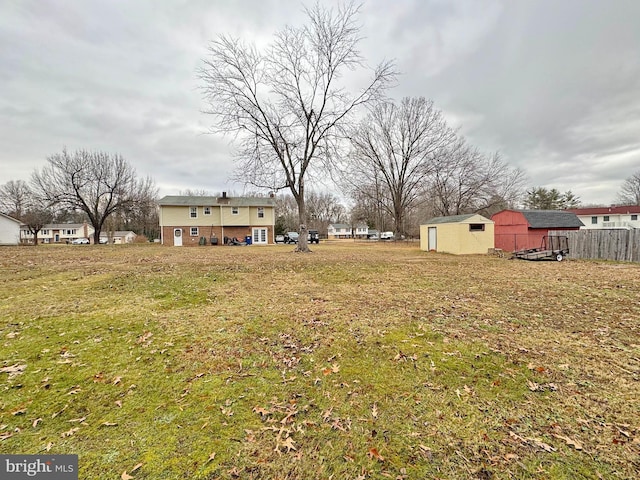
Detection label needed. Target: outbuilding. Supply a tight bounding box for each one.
[420,214,494,255]
[0,212,21,245]
[492,209,583,252]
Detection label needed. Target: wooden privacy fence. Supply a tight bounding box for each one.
[550,229,640,262]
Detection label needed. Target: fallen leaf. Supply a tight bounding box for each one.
[371,403,378,419]
[61,427,79,438]
[331,363,340,373]
[46,442,53,451]
[552,434,583,450]
[1,363,27,378]
[32,418,43,428]
[113,376,122,385]
[368,447,384,461]
[207,452,216,462]
[101,422,118,427]
[131,463,143,472]
[115,400,123,408]
[11,407,27,416]
[253,406,270,416]
[282,436,296,452]
[121,471,134,480]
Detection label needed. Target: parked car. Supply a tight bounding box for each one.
[380,231,395,240]
[275,234,285,244]
[308,230,319,244]
[284,232,299,244]
[71,238,90,245]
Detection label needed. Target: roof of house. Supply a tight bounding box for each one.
[100,231,136,237]
[425,213,492,225]
[329,223,351,229]
[35,223,89,230]
[158,195,274,207]
[566,205,640,215]
[0,212,22,224]
[519,210,584,228]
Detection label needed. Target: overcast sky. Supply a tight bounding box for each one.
[1,0,639,205]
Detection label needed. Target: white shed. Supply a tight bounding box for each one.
[0,213,22,245]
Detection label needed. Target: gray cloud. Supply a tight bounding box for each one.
[1,0,638,204]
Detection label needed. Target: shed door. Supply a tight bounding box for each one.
[173,228,183,247]
[428,227,437,251]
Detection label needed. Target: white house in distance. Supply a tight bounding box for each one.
[99,231,137,244]
[327,223,369,239]
[0,212,21,245]
[566,206,640,229]
[21,223,94,244]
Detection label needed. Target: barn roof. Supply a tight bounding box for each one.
[520,210,584,228]
[425,214,492,224]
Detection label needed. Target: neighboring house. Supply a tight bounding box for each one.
[420,214,494,255]
[100,231,137,244]
[353,223,368,239]
[20,222,94,244]
[492,209,583,252]
[158,193,275,246]
[0,212,22,245]
[565,206,640,230]
[327,223,352,239]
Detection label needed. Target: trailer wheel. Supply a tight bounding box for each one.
[556,253,563,262]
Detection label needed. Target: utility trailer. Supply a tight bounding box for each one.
[513,235,569,261]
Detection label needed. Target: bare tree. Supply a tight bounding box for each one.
[429,140,526,217]
[199,2,395,252]
[617,170,640,205]
[0,180,31,218]
[346,97,455,237]
[32,149,155,244]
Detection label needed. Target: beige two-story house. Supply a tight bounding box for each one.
[158,193,275,246]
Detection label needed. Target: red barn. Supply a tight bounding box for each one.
[492,209,584,252]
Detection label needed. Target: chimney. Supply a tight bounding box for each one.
[222,191,227,199]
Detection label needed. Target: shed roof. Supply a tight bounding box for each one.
[158,195,274,207]
[520,210,584,228]
[424,214,492,225]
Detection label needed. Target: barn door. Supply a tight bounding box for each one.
[428,227,437,251]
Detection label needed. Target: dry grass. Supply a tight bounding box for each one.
[0,242,638,479]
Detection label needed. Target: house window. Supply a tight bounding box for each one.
[64,229,76,235]
[190,207,197,218]
[204,207,211,215]
[42,229,49,235]
[469,224,485,232]
[231,206,239,215]
[257,207,264,218]
[190,227,199,236]
[591,216,597,224]
[603,215,610,222]
[632,215,638,221]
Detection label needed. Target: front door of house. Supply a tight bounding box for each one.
[428,227,437,251]
[173,228,183,247]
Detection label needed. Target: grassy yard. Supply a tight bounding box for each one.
[0,242,638,479]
